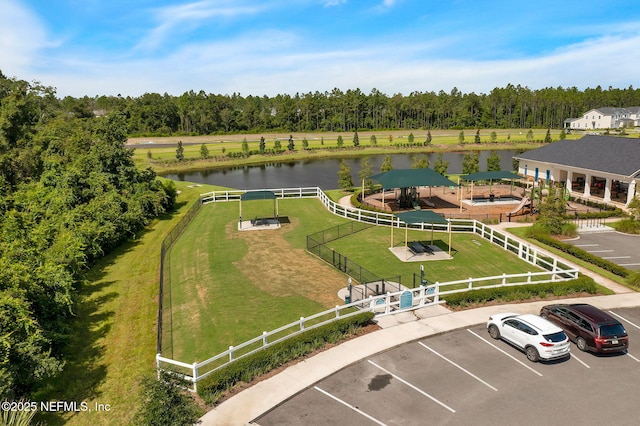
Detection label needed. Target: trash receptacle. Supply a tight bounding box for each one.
[489,193,495,202]
[344,295,351,304]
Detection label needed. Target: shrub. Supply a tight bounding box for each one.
[197,312,375,406]
[443,277,599,309]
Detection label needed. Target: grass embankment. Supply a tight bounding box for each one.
[34,181,217,426]
[130,129,582,174]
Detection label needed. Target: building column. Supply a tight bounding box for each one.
[627,180,637,206]
[583,174,591,197]
[566,170,573,192]
[604,177,612,202]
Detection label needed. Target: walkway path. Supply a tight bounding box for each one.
[199,199,635,425]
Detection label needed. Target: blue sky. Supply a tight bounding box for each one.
[2,0,640,97]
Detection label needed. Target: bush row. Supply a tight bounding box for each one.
[197,312,375,405]
[443,276,600,308]
[531,233,631,278]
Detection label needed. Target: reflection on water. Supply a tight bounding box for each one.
[164,150,518,190]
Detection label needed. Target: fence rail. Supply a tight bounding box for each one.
[158,186,579,392]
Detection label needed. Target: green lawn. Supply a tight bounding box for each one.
[33,180,219,426]
[166,198,352,363]
[166,197,546,365]
[325,226,543,286]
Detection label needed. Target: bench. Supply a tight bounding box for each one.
[409,241,434,255]
[251,217,269,226]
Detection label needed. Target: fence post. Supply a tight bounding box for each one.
[527,271,532,283]
[156,353,161,380]
[502,273,507,286]
[434,282,440,303]
[262,331,268,347]
[468,277,473,290]
[385,292,391,315]
[300,317,305,331]
[335,305,340,318]
[229,346,234,362]
[193,362,198,392]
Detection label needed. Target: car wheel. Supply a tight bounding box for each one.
[525,346,540,362]
[576,337,587,352]
[488,325,500,339]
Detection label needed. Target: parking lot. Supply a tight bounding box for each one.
[254,307,640,425]
[566,231,640,270]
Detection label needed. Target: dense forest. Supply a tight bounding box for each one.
[61,84,640,136]
[0,71,176,399]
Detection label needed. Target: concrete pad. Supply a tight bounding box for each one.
[389,245,451,262]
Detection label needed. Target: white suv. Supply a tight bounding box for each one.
[487,313,570,362]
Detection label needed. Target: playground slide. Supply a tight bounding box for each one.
[508,197,530,216]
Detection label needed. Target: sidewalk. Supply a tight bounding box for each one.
[200,293,640,426]
[200,210,636,425]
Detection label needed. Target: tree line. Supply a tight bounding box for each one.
[0,71,176,399]
[60,84,640,136]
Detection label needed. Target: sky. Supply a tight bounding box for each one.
[2,0,640,98]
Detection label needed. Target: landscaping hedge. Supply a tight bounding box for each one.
[532,234,631,278]
[443,276,600,308]
[197,312,375,405]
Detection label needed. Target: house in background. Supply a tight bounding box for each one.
[564,107,640,130]
[514,135,640,208]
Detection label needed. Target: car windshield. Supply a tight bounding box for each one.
[543,331,567,342]
[599,324,626,337]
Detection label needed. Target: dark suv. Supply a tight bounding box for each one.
[540,303,628,354]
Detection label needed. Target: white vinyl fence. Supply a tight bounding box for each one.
[157,187,578,391]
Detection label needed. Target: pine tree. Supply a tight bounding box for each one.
[458,131,465,144]
[200,143,209,159]
[370,134,377,146]
[381,155,393,172]
[487,150,501,171]
[425,130,432,145]
[353,130,360,147]
[337,135,344,147]
[434,152,449,175]
[337,159,353,189]
[544,129,552,143]
[259,136,266,152]
[176,140,184,161]
[287,135,295,151]
[474,129,481,143]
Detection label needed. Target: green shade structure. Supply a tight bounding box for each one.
[460,171,524,203]
[239,190,278,223]
[391,210,452,259]
[371,168,457,189]
[371,169,458,210]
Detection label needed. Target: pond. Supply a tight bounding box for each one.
[163,150,519,190]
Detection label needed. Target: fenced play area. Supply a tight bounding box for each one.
[156,186,579,391]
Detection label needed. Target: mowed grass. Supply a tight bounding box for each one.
[167,197,544,364]
[33,180,221,426]
[167,198,352,362]
[326,227,542,285]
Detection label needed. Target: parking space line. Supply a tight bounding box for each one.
[314,386,388,426]
[603,256,631,259]
[619,263,640,267]
[575,244,599,247]
[467,329,543,377]
[626,353,640,363]
[367,360,456,413]
[418,342,498,391]
[608,311,640,330]
[587,250,614,253]
[570,353,590,368]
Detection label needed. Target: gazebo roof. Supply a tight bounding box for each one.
[395,210,448,225]
[370,169,457,190]
[240,190,276,201]
[461,171,523,181]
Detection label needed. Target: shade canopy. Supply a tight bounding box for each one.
[370,169,457,190]
[460,171,523,181]
[395,210,448,225]
[240,190,277,201]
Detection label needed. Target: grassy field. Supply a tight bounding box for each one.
[325,226,544,285]
[166,197,546,365]
[130,128,583,173]
[33,180,219,426]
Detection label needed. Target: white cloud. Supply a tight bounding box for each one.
[321,0,347,6]
[0,0,49,77]
[135,0,265,52]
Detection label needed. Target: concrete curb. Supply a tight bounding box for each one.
[200,293,640,425]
